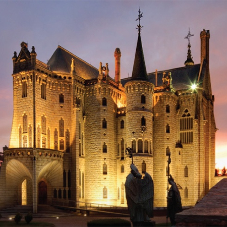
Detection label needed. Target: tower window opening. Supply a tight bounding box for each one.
[166,124,170,133]
[41,83,46,100]
[132,140,136,153]
[103,186,107,199]
[103,142,107,153]
[184,166,188,177]
[102,97,107,106]
[120,120,124,129]
[121,139,124,160]
[166,105,170,113]
[103,163,107,175]
[180,110,193,144]
[141,94,146,104]
[138,139,143,153]
[59,94,64,103]
[102,118,107,129]
[141,116,146,127]
[22,82,27,98]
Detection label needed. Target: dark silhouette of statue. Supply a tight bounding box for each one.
[125,164,154,226]
[167,175,182,225]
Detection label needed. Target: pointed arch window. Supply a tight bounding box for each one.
[138,139,143,153]
[121,139,124,160]
[102,118,107,129]
[132,140,136,153]
[66,129,70,153]
[54,129,58,150]
[103,186,107,199]
[23,114,28,133]
[22,81,27,98]
[103,162,107,175]
[180,109,193,144]
[102,97,107,106]
[144,140,148,153]
[59,118,64,137]
[184,166,188,177]
[41,115,46,134]
[60,139,64,150]
[103,142,107,153]
[41,83,46,100]
[120,120,124,129]
[141,94,146,104]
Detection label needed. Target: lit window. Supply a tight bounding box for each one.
[180,109,193,144]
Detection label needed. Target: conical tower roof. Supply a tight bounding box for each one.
[131,33,148,81]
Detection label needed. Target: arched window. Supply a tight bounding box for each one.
[121,139,124,159]
[66,129,70,153]
[144,140,148,153]
[102,97,107,106]
[59,93,64,103]
[166,124,170,133]
[59,118,64,137]
[103,142,107,153]
[60,139,64,150]
[142,160,146,173]
[141,94,146,104]
[23,114,28,133]
[180,109,193,144]
[166,105,170,113]
[132,140,136,153]
[54,129,58,150]
[184,166,188,177]
[138,139,143,153]
[103,163,107,175]
[120,120,124,129]
[41,115,46,134]
[103,187,107,199]
[102,118,107,129]
[22,82,27,98]
[41,83,46,100]
[121,165,124,173]
[141,116,146,127]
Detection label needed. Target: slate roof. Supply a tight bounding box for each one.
[131,34,148,81]
[47,46,99,80]
[122,62,206,91]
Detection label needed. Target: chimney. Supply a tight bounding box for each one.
[114,48,121,84]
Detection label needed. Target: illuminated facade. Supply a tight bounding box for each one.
[0,28,217,211]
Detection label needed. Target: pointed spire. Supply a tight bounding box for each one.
[131,9,148,81]
[184,28,194,66]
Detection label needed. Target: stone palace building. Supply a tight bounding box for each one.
[0,25,217,212]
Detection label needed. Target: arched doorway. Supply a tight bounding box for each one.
[38,181,47,204]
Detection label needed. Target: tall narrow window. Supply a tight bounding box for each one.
[42,137,46,148]
[19,126,22,147]
[166,124,170,133]
[59,118,64,137]
[21,179,27,205]
[79,142,81,156]
[37,126,41,148]
[121,183,124,204]
[23,135,27,148]
[79,122,81,139]
[41,115,46,134]
[121,165,124,173]
[102,97,107,106]
[103,187,107,199]
[144,140,148,153]
[141,116,146,127]
[103,142,107,153]
[180,109,193,144]
[59,94,64,103]
[138,139,143,153]
[28,125,32,147]
[23,114,28,133]
[184,166,188,177]
[82,133,84,155]
[22,82,27,98]
[184,187,188,198]
[121,139,124,160]
[47,128,50,149]
[132,140,136,153]
[142,160,146,173]
[41,83,46,100]
[103,163,107,175]
[66,130,70,153]
[60,139,64,150]
[166,105,170,113]
[54,129,58,150]
[141,94,146,104]
[102,118,107,129]
[120,120,124,129]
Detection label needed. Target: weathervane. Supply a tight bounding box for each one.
[136,8,143,34]
[185,28,194,45]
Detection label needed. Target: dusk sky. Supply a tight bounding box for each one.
[0,0,227,167]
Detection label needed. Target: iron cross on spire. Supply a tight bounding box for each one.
[185,28,194,45]
[136,8,143,34]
